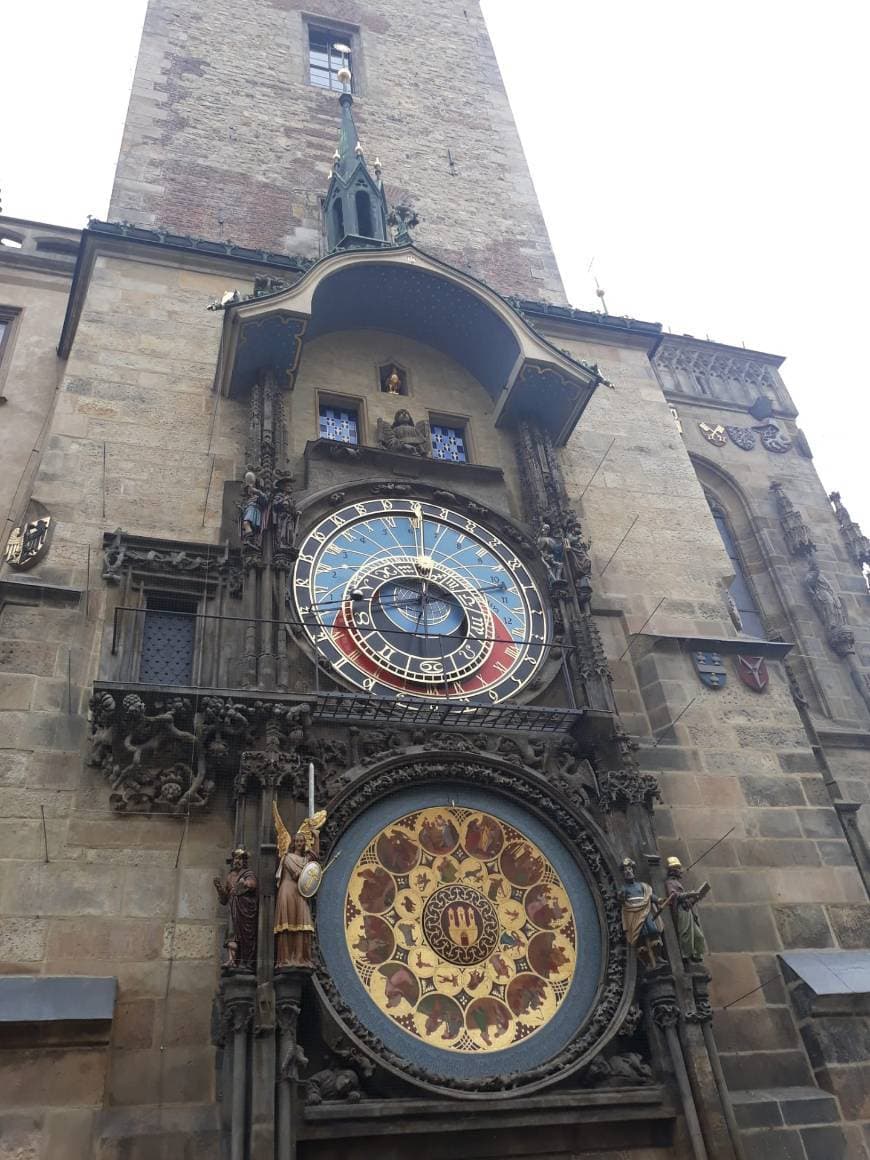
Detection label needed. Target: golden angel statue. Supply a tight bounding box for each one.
[272,802,327,968]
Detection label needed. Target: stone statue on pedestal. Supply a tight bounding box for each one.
[272,803,327,968]
[214,847,258,971]
[620,857,664,970]
[663,856,708,964]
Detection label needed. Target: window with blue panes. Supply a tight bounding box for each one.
[319,403,359,445]
[431,424,467,462]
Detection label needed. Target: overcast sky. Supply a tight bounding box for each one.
[3,1,867,531]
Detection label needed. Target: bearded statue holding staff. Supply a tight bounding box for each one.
[273,803,327,968]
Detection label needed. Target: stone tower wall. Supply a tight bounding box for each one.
[109,0,566,303]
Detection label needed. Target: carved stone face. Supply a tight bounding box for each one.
[395,409,413,427]
[232,849,248,871]
[621,860,636,883]
[293,835,307,855]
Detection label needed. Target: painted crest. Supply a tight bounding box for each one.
[3,516,52,570]
[298,859,324,898]
[736,655,769,693]
[753,423,792,453]
[692,651,727,689]
[698,422,727,447]
[725,425,756,451]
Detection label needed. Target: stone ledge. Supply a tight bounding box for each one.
[780,950,870,1007]
[0,577,83,605]
[304,438,505,485]
[636,632,793,659]
[303,1086,671,1138]
[731,1086,840,1129]
[0,975,116,1024]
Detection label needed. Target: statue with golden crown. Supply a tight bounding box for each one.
[272,803,327,968]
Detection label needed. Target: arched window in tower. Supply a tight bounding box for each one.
[332,200,345,247]
[707,495,766,638]
[355,190,373,237]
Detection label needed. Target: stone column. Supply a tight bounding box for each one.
[275,968,309,1160]
[647,972,710,1160]
[689,969,747,1160]
[220,973,256,1160]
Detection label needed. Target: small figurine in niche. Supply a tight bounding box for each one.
[381,365,405,395]
[272,803,327,968]
[270,474,297,552]
[377,409,430,457]
[240,471,268,546]
[213,847,259,971]
[662,856,709,964]
[620,857,665,970]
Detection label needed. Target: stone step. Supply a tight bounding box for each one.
[731,1087,853,1160]
[731,1086,840,1129]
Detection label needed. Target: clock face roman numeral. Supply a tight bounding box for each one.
[291,497,550,704]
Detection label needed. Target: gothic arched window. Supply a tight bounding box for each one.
[355,190,373,237]
[707,495,766,638]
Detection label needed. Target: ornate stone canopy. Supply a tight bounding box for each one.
[215,246,600,446]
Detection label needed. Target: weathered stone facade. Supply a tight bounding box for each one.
[109,0,565,303]
[0,3,868,1159]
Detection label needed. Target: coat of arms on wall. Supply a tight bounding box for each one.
[698,422,727,447]
[4,516,52,570]
[735,655,769,693]
[753,423,792,453]
[725,426,755,451]
[692,651,727,689]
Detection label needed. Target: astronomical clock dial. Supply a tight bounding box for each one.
[292,498,550,703]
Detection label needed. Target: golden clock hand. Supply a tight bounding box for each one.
[409,503,433,574]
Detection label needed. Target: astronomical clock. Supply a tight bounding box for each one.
[293,496,550,703]
[288,486,632,1096]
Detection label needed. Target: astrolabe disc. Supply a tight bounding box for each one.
[298,860,323,898]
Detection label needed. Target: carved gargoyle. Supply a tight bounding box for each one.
[305,1068,364,1104]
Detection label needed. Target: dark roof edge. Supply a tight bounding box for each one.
[513,298,663,339]
[57,219,316,358]
[84,218,314,272]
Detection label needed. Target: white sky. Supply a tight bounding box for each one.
[3,1,867,531]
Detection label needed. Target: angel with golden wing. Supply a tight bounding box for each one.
[272,802,327,968]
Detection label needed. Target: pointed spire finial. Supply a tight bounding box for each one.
[333,42,352,92]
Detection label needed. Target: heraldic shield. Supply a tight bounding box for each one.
[736,655,769,692]
[692,651,727,689]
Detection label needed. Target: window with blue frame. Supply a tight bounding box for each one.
[319,403,359,445]
[431,424,467,463]
[708,497,766,638]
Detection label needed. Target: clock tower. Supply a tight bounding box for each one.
[3,1,868,1158]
